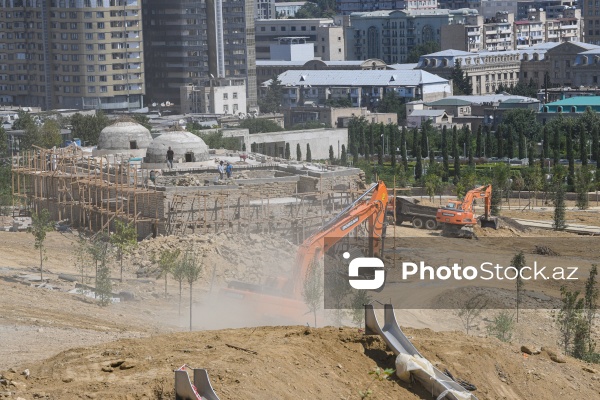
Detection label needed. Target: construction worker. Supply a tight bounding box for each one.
[226,162,233,178]
[218,160,225,180]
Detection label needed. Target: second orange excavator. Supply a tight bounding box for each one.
[435,185,499,238]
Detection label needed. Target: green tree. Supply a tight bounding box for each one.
[553,122,561,165]
[496,125,504,158]
[487,310,515,342]
[285,142,291,160]
[557,285,584,355]
[329,145,334,162]
[475,125,482,158]
[239,118,284,134]
[406,41,441,63]
[415,144,423,180]
[132,114,152,131]
[511,251,526,322]
[154,248,181,298]
[584,265,598,356]
[441,126,449,182]
[542,125,550,163]
[465,125,474,167]
[302,260,323,327]
[400,126,408,170]
[518,129,526,159]
[30,209,54,281]
[450,60,472,95]
[378,91,407,123]
[491,163,511,216]
[96,254,113,307]
[341,144,347,166]
[20,123,41,150]
[485,126,494,158]
[87,233,109,298]
[377,144,383,165]
[258,76,284,113]
[296,143,302,161]
[575,166,592,210]
[425,169,443,202]
[553,180,567,231]
[110,220,138,282]
[40,120,63,148]
[195,130,240,151]
[0,126,8,156]
[306,143,312,162]
[70,111,109,146]
[389,123,397,168]
[171,257,187,316]
[452,126,460,184]
[506,126,514,159]
[567,126,575,189]
[183,250,203,331]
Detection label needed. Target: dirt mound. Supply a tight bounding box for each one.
[498,216,530,232]
[129,232,298,285]
[2,325,598,400]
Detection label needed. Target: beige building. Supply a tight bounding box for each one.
[441,15,484,53]
[180,79,247,115]
[0,0,144,111]
[483,11,515,51]
[255,18,344,61]
[418,49,522,95]
[283,106,397,128]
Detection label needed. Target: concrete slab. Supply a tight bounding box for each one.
[511,218,600,235]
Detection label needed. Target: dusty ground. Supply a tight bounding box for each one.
[1,205,599,399]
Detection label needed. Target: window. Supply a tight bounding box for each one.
[97,22,104,29]
[271,27,275,31]
[88,86,95,93]
[261,27,265,31]
[233,92,238,99]
[87,65,94,72]
[223,93,228,100]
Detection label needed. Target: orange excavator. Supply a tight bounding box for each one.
[220,181,389,323]
[435,184,499,238]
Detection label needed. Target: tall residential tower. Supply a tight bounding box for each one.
[0,0,145,111]
[143,0,257,112]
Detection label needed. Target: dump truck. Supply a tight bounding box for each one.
[387,196,440,230]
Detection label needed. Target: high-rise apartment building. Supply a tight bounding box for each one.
[143,0,257,112]
[0,0,144,111]
[582,0,600,44]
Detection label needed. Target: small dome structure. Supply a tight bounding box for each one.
[97,121,152,150]
[145,130,209,164]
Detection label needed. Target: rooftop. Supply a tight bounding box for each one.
[388,63,418,70]
[545,96,600,107]
[276,69,448,87]
[426,94,538,106]
[409,110,446,117]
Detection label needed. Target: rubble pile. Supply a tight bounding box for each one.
[129,232,298,285]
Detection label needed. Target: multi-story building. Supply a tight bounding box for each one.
[143,0,257,112]
[483,11,515,51]
[441,9,582,52]
[0,0,144,111]
[256,0,275,19]
[180,78,247,115]
[516,1,578,20]
[346,9,479,64]
[336,0,406,15]
[255,18,344,61]
[441,15,484,53]
[417,48,526,95]
[439,0,519,18]
[582,0,600,44]
[269,69,451,107]
[274,2,306,18]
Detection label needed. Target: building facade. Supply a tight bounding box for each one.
[256,0,275,19]
[143,0,257,112]
[346,9,479,64]
[255,18,344,61]
[180,78,247,115]
[274,1,305,18]
[269,69,451,107]
[582,0,600,44]
[0,0,144,111]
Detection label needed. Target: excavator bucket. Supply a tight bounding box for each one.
[480,217,499,230]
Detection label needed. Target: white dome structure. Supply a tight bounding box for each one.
[145,130,209,164]
[97,121,152,150]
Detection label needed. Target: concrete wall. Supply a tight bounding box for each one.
[245,128,348,160]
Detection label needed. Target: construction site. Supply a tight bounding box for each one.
[2,123,600,400]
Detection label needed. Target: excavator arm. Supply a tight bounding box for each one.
[291,181,388,297]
